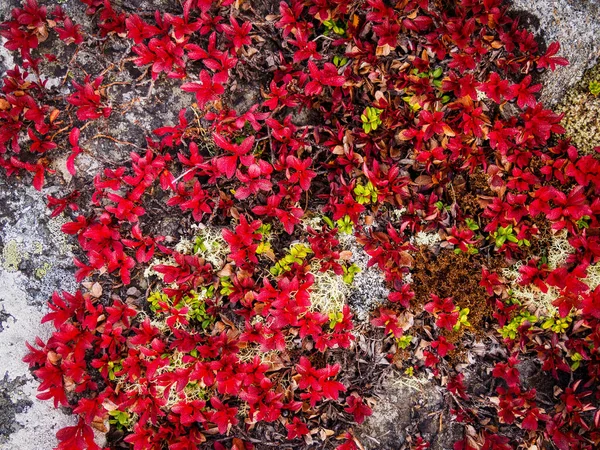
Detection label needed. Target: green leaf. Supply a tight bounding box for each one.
[589,80,600,96]
[322,215,335,228]
[465,218,479,231]
[541,318,554,330]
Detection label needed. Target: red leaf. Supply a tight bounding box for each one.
[56,418,100,450]
[181,70,225,107]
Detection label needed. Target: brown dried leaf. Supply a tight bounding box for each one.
[261,247,276,260]
[243,46,258,58]
[398,311,414,331]
[396,129,414,141]
[90,282,103,298]
[213,321,226,333]
[91,417,108,433]
[332,145,345,155]
[36,25,49,42]
[63,376,76,393]
[389,145,405,161]
[217,264,234,278]
[376,44,392,57]
[303,433,314,445]
[339,250,353,260]
[102,399,118,412]
[47,351,61,365]
[414,174,433,187]
[397,251,414,268]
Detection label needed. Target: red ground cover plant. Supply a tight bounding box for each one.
[1,0,600,449]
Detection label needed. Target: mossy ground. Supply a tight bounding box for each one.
[557,63,600,154]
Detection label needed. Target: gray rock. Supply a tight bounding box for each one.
[0,178,79,450]
[357,376,462,450]
[510,0,600,106]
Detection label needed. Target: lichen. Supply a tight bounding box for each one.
[35,262,51,279]
[309,262,350,316]
[343,235,389,322]
[189,224,228,268]
[32,241,43,255]
[501,231,600,316]
[174,238,194,255]
[412,231,441,247]
[556,63,600,154]
[47,214,73,254]
[1,240,24,273]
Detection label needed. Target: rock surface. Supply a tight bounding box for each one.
[510,0,600,106]
[0,180,77,450]
[1,0,600,449]
[357,376,461,450]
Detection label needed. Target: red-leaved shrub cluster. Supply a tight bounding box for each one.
[1,0,599,449]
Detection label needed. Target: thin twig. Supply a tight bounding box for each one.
[50,125,73,142]
[171,167,195,185]
[87,134,145,150]
[312,34,335,42]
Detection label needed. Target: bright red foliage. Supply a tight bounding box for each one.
[5,0,599,449]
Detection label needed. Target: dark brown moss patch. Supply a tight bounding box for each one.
[411,249,494,334]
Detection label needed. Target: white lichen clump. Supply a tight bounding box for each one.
[143,255,173,279]
[412,230,441,247]
[476,88,488,102]
[301,216,389,321]
[174,238,194,255]
[309,261,350,316]
[145,224,228,279]
[503,231,600,315]
[190,224,228,268]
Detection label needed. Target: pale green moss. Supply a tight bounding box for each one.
[557,63,600,154]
